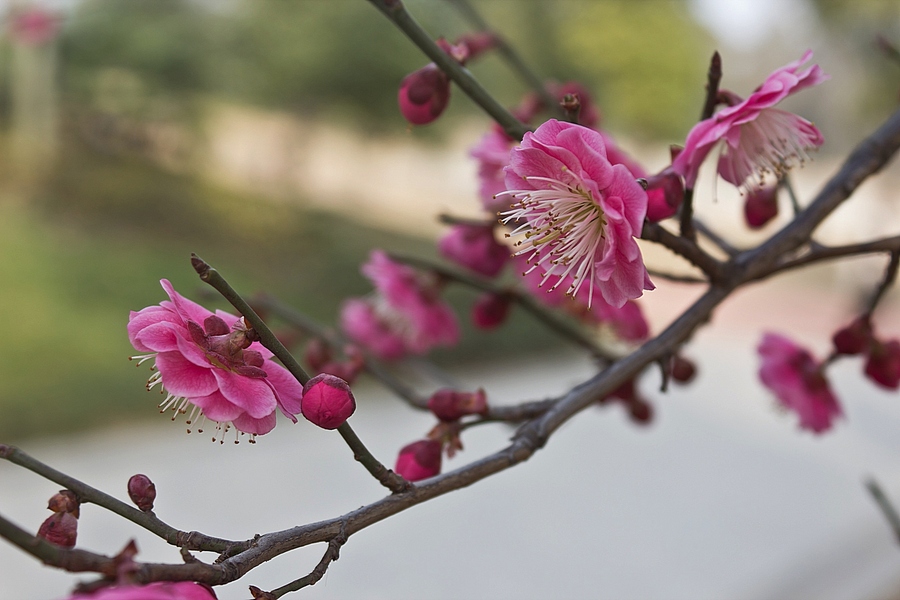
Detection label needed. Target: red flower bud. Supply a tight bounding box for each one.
[645,170,684,222]
[398,64,450,125]
[38,511,77,547]
[832,317,871,355]
[395,439,442,482]
[670,355,697,384]
[427,388,488,422]
[627,399,654,425]
[471,293,511,330]
[47,490,79,516]
[303,338,332,372]
[743,185,779,229]
[301,374,356,429]
[865,339,900,389]
[127,474,157,512]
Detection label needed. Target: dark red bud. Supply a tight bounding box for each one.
[394,439,442,482]
[604,378,637,403]
[865,339,900,390]
[301,374,356,429]
[128,474,157,512]
[645,171,684,222]
[627,399,654,425]
[304,338,332,371]
[832,317,871,355]
[398,64,450,125]
[428,388,488,422]
[37,511,77,547]
[472,293,511,330]
[670,356,697,384]
[743,185,779,229]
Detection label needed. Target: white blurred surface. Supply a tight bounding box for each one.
[3,279,900,600]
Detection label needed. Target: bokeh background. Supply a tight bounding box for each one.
[2,0,900,598]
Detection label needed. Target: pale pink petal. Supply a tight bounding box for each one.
[160,279,215,325]
[232,410,277,436]
[263,361,304,416]
[190,390,245,423]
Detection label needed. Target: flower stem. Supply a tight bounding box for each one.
[442,0,562,118]
[337,423,413,493]
[366,0,529,140]
[191,254,311,386]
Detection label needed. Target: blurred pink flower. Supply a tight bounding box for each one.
[865,339,900,390]
[438,223,509,278]
[500,121,654,308]
[471,126,516,213]
[65,581,217,600]
[128,280,303,441]
[471,293,511,330]
[672,50,828,189]
[757,333,841,433]
[9,7,59,46]
[340,251,459,360]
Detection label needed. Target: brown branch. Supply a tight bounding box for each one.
[866,249,900,315]
[0,445,247,555]
[641,221,724,280]
[267,529,347,598]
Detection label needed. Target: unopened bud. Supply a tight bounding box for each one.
[472,293,511,330]
[428,388,488,422]
[627,399,654,425]
[865,339,900,390]
[301,374,356,429]
[645,170,684,222]
[37,511,77,547]
[395,439,442,482]
[743,185,779,229]
[304,338,332,372]
[47,490,79,516]
[398,64,450,125]
[670,355,697,384]
[832,317,871,355]
[127,474,157,512]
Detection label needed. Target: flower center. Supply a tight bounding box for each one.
[499,171,607,305]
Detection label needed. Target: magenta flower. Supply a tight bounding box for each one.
[865,339,900,390]
[65,581,217,600]
[427,388,488,422]
[128,280,303,441]
[340,251,459,360]
[673,50,828,189]
[757,333,842,433]
[500,119,654,308]
[438,223,509,278]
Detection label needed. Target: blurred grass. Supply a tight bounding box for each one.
[0,132,561,442]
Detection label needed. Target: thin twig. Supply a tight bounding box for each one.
[366,0,529,140]
[866,249,900,316]
[641,221,723,280]
[866,478,900,545]
[193,256,406,493]
[442,0,562,118]
[267,529,348,598]
[694,219,740,256]
[387,252,617,361]
[646,269,707,284]
[0,445,246,555]
[780,175,802,216]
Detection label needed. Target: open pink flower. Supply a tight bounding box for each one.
[340,251,459,360]
[500,119,654,308]
[65,581,217,600]
[129,280,303,441]
[672,50,828,189]
[757,333,842,433]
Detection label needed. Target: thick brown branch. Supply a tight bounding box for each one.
[641,221,723,280]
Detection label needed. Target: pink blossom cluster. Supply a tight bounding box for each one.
[340,251,459,360]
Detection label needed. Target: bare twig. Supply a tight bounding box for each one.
[866,249,900,316]
[366,0,529,140]
[866,478,900,545]
[267,530,347,598]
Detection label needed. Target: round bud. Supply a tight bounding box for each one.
[301,374,357,430]
[127,474,157,512]
[832,317,871,355]
[394,439,442,482]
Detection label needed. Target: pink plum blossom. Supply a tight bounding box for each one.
[438,223,509,278]
[757,333,842,433]
[340,251,459,360]
[128,280,303,442]
[672,50,828,189]
[65,582,217,600]
[499,122,654,309]
[471,126,516,213]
